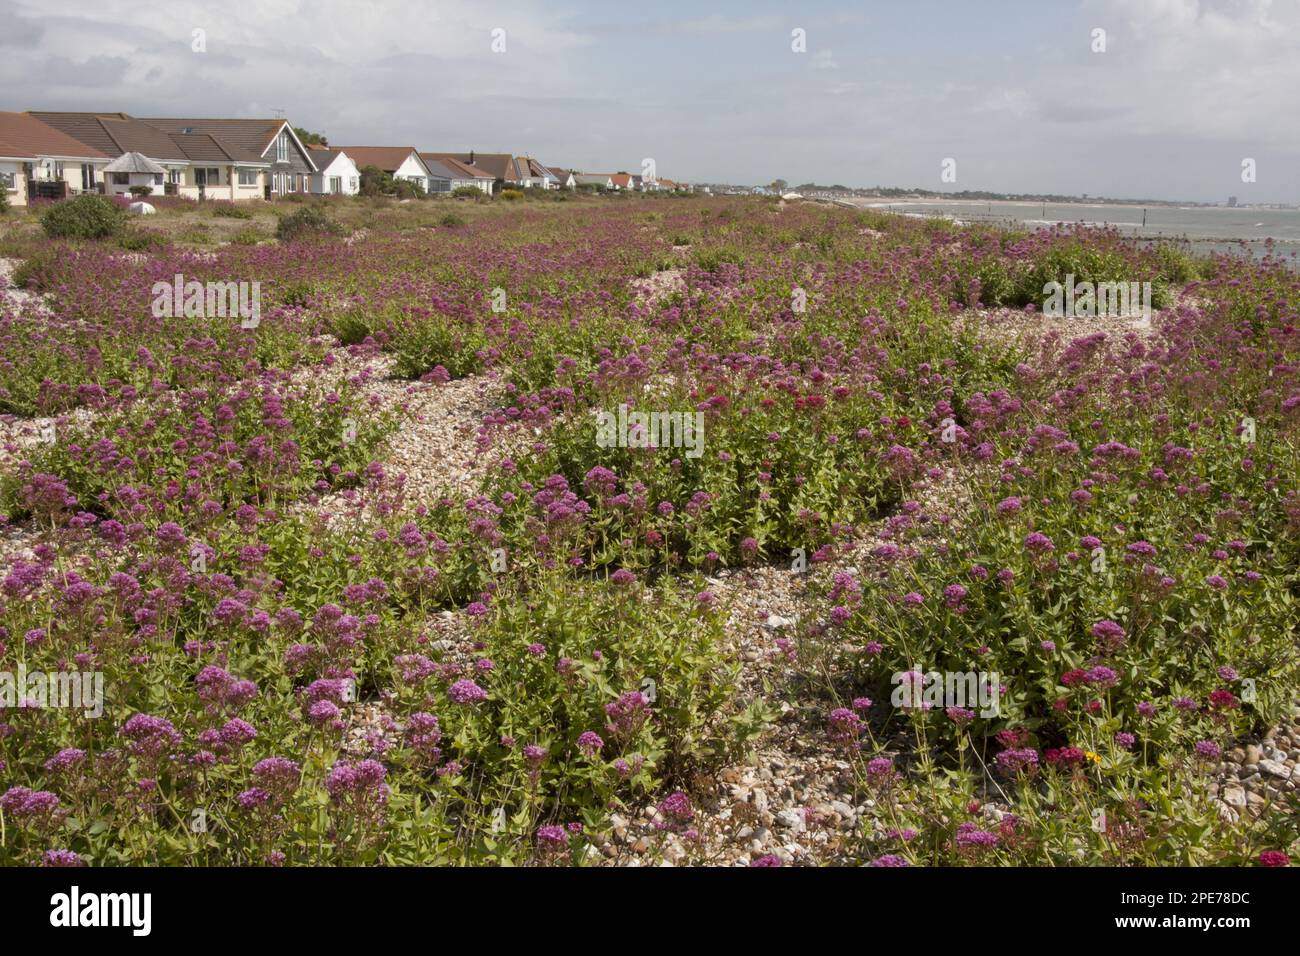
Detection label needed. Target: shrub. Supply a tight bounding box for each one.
[212,203,253,220]
[0,187,9,215]
[451,186,482,199]
[275,205,343,242]
[439,212,465,228]
[500,189,524,201]
[128,185,153,198]
[40,194,125,240]
[116,229,166,252]
[10,250,56,289]
[229,227,264,246]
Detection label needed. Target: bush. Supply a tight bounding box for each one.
[391,179,426,200]
[500,189,524,202]
[212,203,253,220]
[275,205,344,242]
[229,227,264,246]
[451,186,482,199]
[439,212,466,228]
[128,185,153,198]
[10,250,56,289]
[116,229,166,252]
[40,194,125,240]
[0,187,9,215]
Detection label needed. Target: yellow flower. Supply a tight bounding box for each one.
[1085,751,1102,764]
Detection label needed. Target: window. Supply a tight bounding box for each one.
[1,172,15,191]
[429,178,450,193]
[349,176,358,192]
[238,169,258,186]
[52,161,64,178]
[154,174,164,185]
[277,133,288,163]
[194,167,220,186]
[111,172,130,186]
[169,169,182,184]
[288,175,297,193]
[330,176,342,193]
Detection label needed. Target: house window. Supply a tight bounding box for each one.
[238,169,258,186]
[430,179,450,193]
[349,176,358,191]
[194,167,220,186]
[154,174,164,185]
[277,133,288,163]
[111,172,130,186]
[330,176,342,193]
[1,172,15,191]
[52,161,65,179]
[169,169,182,184]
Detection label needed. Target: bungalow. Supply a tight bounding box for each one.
[307,147,361,195]
[141,118,317,197]
[417,154,494,195]
[515,156,560,189]
[0,111,109,205]
[27,112,315,200]
[422,152,529,193]
[334,146,432,193]
[574,173,614,190]
[546,167,576,189]
[608,173,634,191]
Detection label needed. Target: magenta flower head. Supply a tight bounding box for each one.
[119,714,182,759]
[655,791,694,832]
[42,849,84,867]
[577,731,604,757]
[1023,532,1055,554]
[605,691,651,740]
[536,825,568,848]
[447,679,487,704]
[828,707,861,747]
[1090,619,1126,651]
[1194,740,1222,761]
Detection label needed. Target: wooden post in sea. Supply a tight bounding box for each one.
[1142,208,1147,228]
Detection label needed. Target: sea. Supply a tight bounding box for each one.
[844,199,1300,265]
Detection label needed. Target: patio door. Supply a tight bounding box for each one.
[81,164,94,191]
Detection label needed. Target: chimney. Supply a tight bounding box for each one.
[469,150,475,165]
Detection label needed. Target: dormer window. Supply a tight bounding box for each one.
[277,133,289,163]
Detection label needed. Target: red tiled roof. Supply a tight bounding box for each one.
[333,146,421,174]
[0,112,109,159]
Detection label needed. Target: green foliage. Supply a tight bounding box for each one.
[275,205,344,241]
[40,194,125,240]
[212,202,253,220]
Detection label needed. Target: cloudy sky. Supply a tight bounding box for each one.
[2,0,1297,202]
